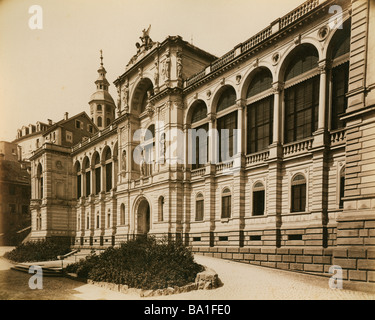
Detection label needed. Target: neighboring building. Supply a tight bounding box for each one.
[28,0,375,286]
[13,121,51,161]
[0,141,31,245]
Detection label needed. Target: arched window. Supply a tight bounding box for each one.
[216,87,237,162]
[104,148,112,192]
[83,157,91,197]
[97,116,103,128]
[97,104,102,111]
[217,87,236,113]
[330,20,351,130]
[191,101,208,124]
[75,161,81,199]
[339,167,345,209]
[195,193,204,221]
[158,196,164,222]
[37,163,43,199]
[284,45,320,143]
[93,152,101,195]
[120,204,125,225]
[253,182,265,216]
[291,174,307,213]
[190,101,209,169]
[221,188,232,219]
[246,68,274,154]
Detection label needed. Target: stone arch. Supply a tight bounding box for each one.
[186,99,208,125]
[277,42,321,82]
[133,195,152,235]
[211,84,237,114]
[323,15,351,60]
[240,64,275,100]
[241,66,274,100]
[130,77,154,114]
[325,17,351,62]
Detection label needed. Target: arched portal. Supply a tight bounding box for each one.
[136,198,150,235]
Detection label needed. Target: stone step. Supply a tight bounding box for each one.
[11,264,63,277]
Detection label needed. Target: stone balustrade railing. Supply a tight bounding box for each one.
[283,138,313,156]
[246,150,270,166]
[330,129,346,146]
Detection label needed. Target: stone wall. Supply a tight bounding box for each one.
[192,246,375,291]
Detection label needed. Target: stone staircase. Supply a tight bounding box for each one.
[10,248,98,277]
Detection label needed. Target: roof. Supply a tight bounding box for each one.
[89,90,115,104]
[42,111,98,136]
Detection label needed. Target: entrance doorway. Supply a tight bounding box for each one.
[137,199,150,235]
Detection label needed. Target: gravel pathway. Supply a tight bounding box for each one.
[1,246,374,300]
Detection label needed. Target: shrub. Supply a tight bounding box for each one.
[66,236,204,290]
[4,238,71,263]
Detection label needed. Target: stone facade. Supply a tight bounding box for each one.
[29,0,375,286]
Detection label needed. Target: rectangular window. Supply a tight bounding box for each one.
[95,167,101,194]
[217,112,237,163]
[77,175,82,198]
[288,234,303,241]
[75,120,81,129]
[292,184,306,213]
[250,235,262,241]
[219,236,228,242]
[221,195,231,219]
[85,171,91,197]
[253,190,265,216]
[66,131,73,143]
[247,96,274,154]
[195,200,204,221]
[331,62,349,130]
[284,76,319,143]
[339,176,345,209]
[191,124,209,170]
[106,163,112,192]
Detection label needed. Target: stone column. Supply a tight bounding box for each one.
[112,155,117,190]
[317,59,328,131]
[208,113,217,164]
[271,81,283,145]
[101,160,106,194]
[236,99,246,156]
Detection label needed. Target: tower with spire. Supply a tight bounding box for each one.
[89,50,116,129]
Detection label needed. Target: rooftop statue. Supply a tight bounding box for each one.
[127,25,154,67]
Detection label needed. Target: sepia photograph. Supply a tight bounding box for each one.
[0,0,375,308]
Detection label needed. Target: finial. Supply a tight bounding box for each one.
[100,49,103,66]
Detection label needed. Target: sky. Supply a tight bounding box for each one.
[0,0,303,142]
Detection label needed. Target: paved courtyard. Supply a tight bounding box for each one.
[0,247,374,300]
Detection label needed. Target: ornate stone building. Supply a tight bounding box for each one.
[29,0,375,286]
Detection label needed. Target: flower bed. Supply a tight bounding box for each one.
[65,236,205,291]
[4,238,71,263]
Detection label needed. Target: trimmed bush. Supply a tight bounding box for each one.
[4,238,71,263]
[65,236,204,290]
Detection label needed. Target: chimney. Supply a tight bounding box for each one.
[48,119,52,125]
[64,112,69,120]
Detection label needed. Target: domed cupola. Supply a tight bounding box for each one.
[89,50,116,129]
